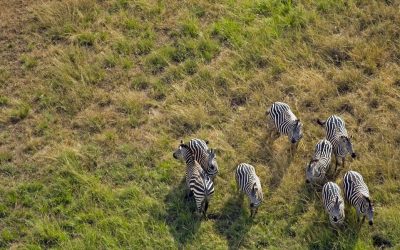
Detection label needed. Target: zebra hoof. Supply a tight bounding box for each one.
[351,153,357,158]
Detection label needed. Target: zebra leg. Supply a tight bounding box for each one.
[266,118,280,140]
[356,210,361,223]
[290,142,298,155]
[342,157,345,169]
[203,200,209,219]
[185,190,194,200]
[361,215,366,224]
[335,156,339,173]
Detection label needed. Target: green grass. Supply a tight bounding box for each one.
[0,0,399,249]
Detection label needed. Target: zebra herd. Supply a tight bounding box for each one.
[173,101,374,228]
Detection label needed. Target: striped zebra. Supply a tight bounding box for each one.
[266,102,303,144]
[235,163,263,217]
[317,115,356,171]
[306,139,333,184]
[343,171,374,225]
[188,138,219,179]
[173,142,214,217]
[322,182,345,226]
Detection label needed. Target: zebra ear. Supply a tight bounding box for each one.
[253,182,260,193]
[205,140,209,145]
[180,140,184,144]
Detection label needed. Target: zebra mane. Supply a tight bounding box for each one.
[180,143,190,150]
[180,143,195,156]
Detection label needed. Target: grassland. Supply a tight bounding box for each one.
[0,0,399,249]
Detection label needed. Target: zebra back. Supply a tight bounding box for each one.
[190,167,215,212]
[322,182,345,226]
[323,115,355,158]
[189,138,219,178]
[306,139,333,184]
[267,102,303,143]
[235,163,263,207]
[343,171,374,224]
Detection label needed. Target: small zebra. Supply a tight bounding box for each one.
[322,182,345,226]
[343,171,374,225]
[266,102,303,144]
[188,138,219,179]
[173,142,214,217]
[235,163,263,217]
[317,115,356,171]
[306,139,333,184]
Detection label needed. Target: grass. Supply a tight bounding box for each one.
[0,0,399,249]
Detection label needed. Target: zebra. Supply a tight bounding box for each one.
[322,182,345,226]
[173,142,214,217]
[306,139,333,184]
[235,163,263,217]
[343,171,374,225]
[317,115,356,171]
[266,102,303,145]
[188,138,219,179]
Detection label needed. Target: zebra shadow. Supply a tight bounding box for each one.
[255,133,296,193]
[164,177,202,248]
[213,194,253,250]
[304,213,360,249]
[295,188,361,250]
[283,183,320,237]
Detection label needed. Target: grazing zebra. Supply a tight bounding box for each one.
[322,182,345,226]
[173,142,214,217]
[343,171,374,225]
[188,138,219,179]
[317,115,356,171]
[266,102,303,145]
[235,163,263,217]
[306,139,333,184]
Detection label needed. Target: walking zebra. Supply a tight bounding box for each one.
[173,142,214,217]
[266,102,303,145]
[235,163,263,217]
[322,182,345,226]
[317,115,356,171]
[343,171,374,225]
[306,139,333,184]
[188,138,219,179]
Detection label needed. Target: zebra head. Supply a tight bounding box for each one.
[364,196,374,226]
[330,196,345,226]
[305,159,324,184]
[290,119,303,144]
[206,149,218,177]
[250,178,263,217]
[173,140,190,161]
[338,136,356,158]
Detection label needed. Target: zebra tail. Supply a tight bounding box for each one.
[317,119,326,126]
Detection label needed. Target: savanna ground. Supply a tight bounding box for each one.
[0,0,399,249]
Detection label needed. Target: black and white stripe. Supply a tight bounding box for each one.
[266,102,303,144]
[343,171,374,225]
[173,143,214,216]
[317,115,356,170]
[188,138,218,178]
[235,163,263,217]
[306,139,333,184]
[322,182,345,226]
